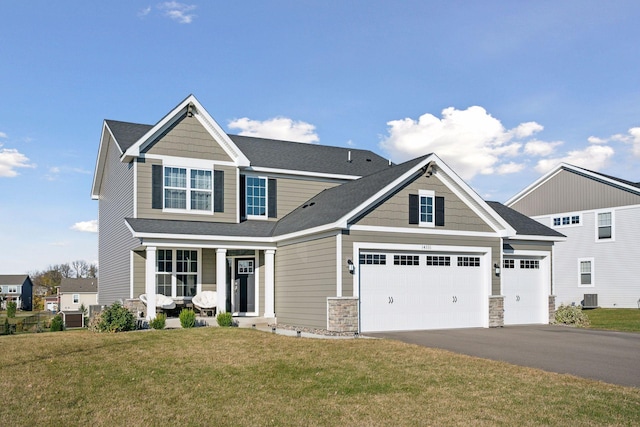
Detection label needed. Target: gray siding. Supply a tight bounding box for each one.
[202,249,217,292]
[275,236,337,329]
[270,177,340,220]
[132,250,146,298]
[344,230,502,295]
[98,134,138,304]
[136,159,237,222]
[142,115,233,162]
[505,240,553,253]
[511,169,640,216]
[355,173,493,233]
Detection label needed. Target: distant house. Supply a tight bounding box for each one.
[59,278,98,312]
[506,163,640,309]
[0,275,33,311]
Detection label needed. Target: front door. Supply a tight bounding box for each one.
[234,258,255,313]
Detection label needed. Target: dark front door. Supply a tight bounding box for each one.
[234,258,255,313]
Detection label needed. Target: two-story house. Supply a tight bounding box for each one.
[92,95,564,333]
[506,163,640,309]
[59,278,98,312]
[0,275,33,311]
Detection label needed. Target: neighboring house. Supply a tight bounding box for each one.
[506,163,640,309]
[91,95,563,333]
[44,295,60,312]
[59,278,98,312]
[0,275,33,311]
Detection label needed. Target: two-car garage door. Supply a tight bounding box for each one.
[359,251,489,332]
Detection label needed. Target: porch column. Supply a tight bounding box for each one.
[145,246,157,321]
[216,248,227,314]
[264,249,275,318]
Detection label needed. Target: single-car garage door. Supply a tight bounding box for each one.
[359,251,488,332]
[502,256,548,325]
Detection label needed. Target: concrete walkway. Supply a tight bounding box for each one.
[365,325,640,388]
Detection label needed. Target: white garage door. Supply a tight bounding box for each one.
[359,251,487,332]
[502,256,547,325]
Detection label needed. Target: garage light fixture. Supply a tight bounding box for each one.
[347,259,355,274]
[494,263,500,277]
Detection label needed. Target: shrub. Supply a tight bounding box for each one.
[50,314,64,332]
[94,302,136,333]
[6,301,17,318]
[2,317,11,335]
[179,308,196,328]
[554,304,590,327]
[217,312,233,327]
[150,313,166,330]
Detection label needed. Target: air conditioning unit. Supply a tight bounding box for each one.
[583,294,598,309]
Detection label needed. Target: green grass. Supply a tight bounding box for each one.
[1,328,639,426]
[586,308,640,332]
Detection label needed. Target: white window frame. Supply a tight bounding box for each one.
[7,285,18,293]
[155,248,202,298]
[418,190,435,228]
[163,165,214,215]
[245,175,268,220]
[595,210,614,242]
[73,294,79,304]
[552,212,582,228]
[578,257,595,287]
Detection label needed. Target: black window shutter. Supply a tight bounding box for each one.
[152,164,163,209]
[435,196,445,226]
[408,194,419,224]
[268,178,277,218]
[239,174,246,221]
[214,170,224,213]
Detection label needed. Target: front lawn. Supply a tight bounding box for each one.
[1,328,639,426]
[586,308,640,333]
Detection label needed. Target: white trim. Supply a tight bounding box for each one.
[92,121,124,199]
[154,248,203,299]
[418,189,435,227]
[349,224,502,238]
[162,165,215,215]
[216,249,227,314]
[244,174,269,220]
[264,249,275,317]
[550,212,582,229]
[141,153,230,169]
[133,160,138,217]
[502,250,552,295]
[247,166,361,181]
[129,251,135,299]
[578,257,595,287]
[138,237,276,251]
[336,233,343,297]
[145,246,157,320]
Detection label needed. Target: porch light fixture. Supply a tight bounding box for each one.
[494,263,501,277]
[347,259,355,274]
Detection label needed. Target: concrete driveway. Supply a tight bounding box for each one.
[366,325,640,388]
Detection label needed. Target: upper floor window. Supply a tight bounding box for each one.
[246,176,267,217]
[164,167,212,212]
[7,285,18,293]
[553,214,581,227]
[73,294,79,304]
[419,190,434,227]
[597,212,612,240]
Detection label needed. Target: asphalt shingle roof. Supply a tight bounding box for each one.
[105,120,153,152]
[487,201,565,237]
[60,278,98,293]
[0,275,30,285]
[126,217,277,238]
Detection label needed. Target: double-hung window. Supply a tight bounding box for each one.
[156,249,199,298]
[73,294,79,304]
[246,176,267,218]
[419,190,435,227]
[164,167,212,212]
[578,258,594,286]
[597,211,613,240]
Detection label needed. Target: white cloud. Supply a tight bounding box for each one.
[586,127,640,158]
[0,145,35,177]
[629,127,640,157]
[534,144,615,174]
[228,117,320,144]
[524,140,563,156]
[158,2,197,24]
[71,220,98,233]
[496,162,526,175]
[379,106,545,180]
[138,6,152,17]
[0,131,7,138]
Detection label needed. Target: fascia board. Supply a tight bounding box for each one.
[565,163,640,195]
[246,166,360,181]
[504,234,567,242]
[505,164,565,207]
[431,155,517,236]
[91,121,120,199]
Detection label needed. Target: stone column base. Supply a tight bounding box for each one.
[489,296,504,327]
[548,295,556,324]
[327,297,359,332]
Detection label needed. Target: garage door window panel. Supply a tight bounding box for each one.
[394,255,419,266]
[360,253,386,265]
[458,256,480,267]
[426,256,451,266]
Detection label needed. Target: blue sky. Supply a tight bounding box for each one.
[1,1,640,274]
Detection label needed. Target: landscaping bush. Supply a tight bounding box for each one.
[50,314,64,332]
[94,302,136,333]
[179,308,196,328]
[554,304,590,327]
[6,301,17,318]
[149,313,166,330]
[2,317,11,335]
[216,312,233,327]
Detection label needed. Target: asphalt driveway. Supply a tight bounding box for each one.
[366,325,640,388]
